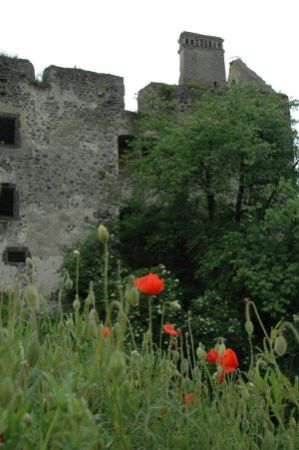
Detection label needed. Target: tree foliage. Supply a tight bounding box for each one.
[119,84,299,328]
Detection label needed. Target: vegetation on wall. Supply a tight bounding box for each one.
[117,84,299,358]
[62,83,299,368]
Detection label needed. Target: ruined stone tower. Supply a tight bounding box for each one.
[178,31,226,86]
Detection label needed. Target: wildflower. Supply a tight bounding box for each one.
[163,323,180,337]
[102,326,111,338]
[205,347,239,382]
[220,348,239,374]
[134,273,164,295]
[205,348,220,363]
[183,392,196,405]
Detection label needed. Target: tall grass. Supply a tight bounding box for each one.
[0,226,298,449]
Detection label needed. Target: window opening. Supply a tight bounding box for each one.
[0,183,15,217]
[0,116,16,146]
[118,135,135,167]
[3,247,31,265]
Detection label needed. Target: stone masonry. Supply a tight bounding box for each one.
[0,32,268,296]
[0,57,135,294]
[178,31,226,86]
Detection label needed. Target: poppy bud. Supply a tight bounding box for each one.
[24,284,39,310]
[0,377,14,407]
[64,275,73,291]
[27,339,41,368]
[196,345,206,360]
[57,321,65,334]
[73,296,80,312]
[86,321,98,339]
[274,335,287,357]
[97,224,109,245]
[23,413,32,427]
[125,285,139,306]
[73,249,80,257]
[180,359,189,374]
[170,301,181,311]
[108,350,126,378]
[89,308,98,323]
[216,342,226,356]
[245,320,254,335]
[241,417,250,432]
[85,282,95,306]
[65,317,73,328]
[171,350,180,363]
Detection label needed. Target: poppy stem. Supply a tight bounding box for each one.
[103,242,109,318]
[148,297,153,352]
[159,304,165,349]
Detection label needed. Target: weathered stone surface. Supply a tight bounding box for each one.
[0,55,135,295]
[178,31,226,87]
[228,58,270,88]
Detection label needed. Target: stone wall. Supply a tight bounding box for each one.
[0,56,135,295]
[178,32,226,86]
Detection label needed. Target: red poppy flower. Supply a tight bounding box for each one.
[183,392,196,405]
[220,348,239,374]
[102,326,111,338]
[205,347,239,381]
[163,323,180,337]
[205,348,220,364]
[134,273,164,295]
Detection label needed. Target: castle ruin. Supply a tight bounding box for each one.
[0,31,267,295]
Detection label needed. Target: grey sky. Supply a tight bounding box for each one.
[1,0,298,124]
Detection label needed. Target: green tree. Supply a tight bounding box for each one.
[119,84,299,329]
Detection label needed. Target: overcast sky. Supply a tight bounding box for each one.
[1,0,298,123]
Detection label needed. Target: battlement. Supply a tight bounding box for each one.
[178,32,224,51]
[0,57,125,109]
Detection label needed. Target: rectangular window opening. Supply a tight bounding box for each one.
[0,116,16,146]
[7,249,26,263]
[3,247,31,265]
[0,183,15,217]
